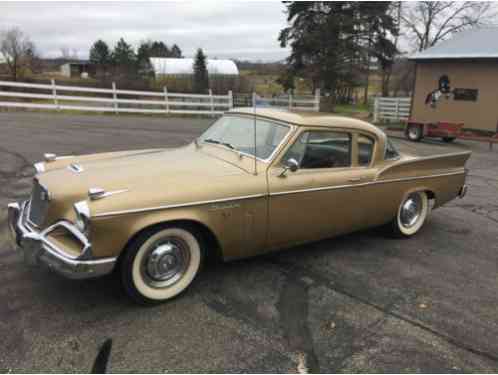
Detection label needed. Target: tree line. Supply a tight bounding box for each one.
[89,38,183,76]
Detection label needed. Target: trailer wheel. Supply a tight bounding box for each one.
[406,124,423,142]
[442,137,456,143]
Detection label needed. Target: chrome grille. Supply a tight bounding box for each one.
[28,179,50,227]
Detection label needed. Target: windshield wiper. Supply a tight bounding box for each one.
[204,138,236,151]
[204,138,221,145]
[221,142,235,150]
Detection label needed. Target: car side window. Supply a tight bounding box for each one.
[358,135,374,166]
[283,131,352,169]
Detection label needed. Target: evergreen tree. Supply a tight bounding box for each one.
[111,38,136,67]
[192,48,209,93]
[170,44,183,58]
[150,41,169,57]
[89,40,111,65]
[278,2,398,102]
[136,40,153,75]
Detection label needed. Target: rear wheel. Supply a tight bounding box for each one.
[388,191,429,237]
[442,137,456,143]
[406,124,423,142]
[121,225,203,305]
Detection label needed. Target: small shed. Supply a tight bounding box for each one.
[149,58,239,76]
[409,28,498,132]
[60,61,94,78]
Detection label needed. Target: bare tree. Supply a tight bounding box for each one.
[60,46,71,59]
[401,1,495,51]
[59,46,78,60]
[0,27,36,80]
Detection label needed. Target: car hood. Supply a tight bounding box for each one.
[36,144,249,221]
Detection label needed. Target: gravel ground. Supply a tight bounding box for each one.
[0,112,497,373]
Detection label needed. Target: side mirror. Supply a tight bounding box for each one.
[279,158,299,177]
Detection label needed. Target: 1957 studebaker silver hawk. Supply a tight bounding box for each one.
[8,108,470,304]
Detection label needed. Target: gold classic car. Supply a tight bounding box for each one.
[8,108,470,304]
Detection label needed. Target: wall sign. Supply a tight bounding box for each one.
[453,88,478,101]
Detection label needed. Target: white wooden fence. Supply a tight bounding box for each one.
[0,80,233,115]
[373,97,412,122]
[253,89,320,112]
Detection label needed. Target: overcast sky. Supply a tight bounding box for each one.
[1,1,290,61]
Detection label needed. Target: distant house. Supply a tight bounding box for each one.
[409,28,498,132]
[59,61,95,78]
[149,58,239,76]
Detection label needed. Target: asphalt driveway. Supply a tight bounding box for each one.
[0,112,497,373]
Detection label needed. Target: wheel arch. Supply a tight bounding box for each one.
[116,218,223,268]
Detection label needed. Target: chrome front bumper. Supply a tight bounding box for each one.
[7,201,116,280]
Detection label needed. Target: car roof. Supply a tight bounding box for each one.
[229,107,386,139]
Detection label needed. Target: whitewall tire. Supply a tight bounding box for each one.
[390,191,429,237]
[121,226,203,305]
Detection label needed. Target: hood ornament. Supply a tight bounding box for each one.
[88,187,128,201]
[44,153,57,162]
[44,153,75,162]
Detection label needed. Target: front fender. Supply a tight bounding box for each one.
[89,206,226,259]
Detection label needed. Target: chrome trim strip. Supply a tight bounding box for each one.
[270,170,465,197]
[94,193,266,218]
[88,188,129,201]
[93,170,464,218]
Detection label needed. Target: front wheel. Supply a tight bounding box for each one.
[120,225,203,305]
[388,191,429,237]
[442,137,456,143]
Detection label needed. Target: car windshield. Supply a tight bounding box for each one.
[199,115,290,160]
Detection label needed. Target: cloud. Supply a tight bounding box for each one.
[1,1,290,61]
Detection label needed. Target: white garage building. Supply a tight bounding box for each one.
[149,57,239,76]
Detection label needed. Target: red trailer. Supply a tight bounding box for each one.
[405,121,464,143]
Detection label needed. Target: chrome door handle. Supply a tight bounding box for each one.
[348,177,362,183]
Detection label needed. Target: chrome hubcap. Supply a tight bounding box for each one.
[141,237,190,288]
[400,194,422,228]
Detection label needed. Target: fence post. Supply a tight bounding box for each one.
[252,92,256,107]
[288,90,293,110]
[314,89,320,112]
[395,98,400,121]
[373,98,379,123]
[51,79,59,111]
[163,86,169,114]
[112,82,118,114]
[208,89,214,116]
[228,90,233,110]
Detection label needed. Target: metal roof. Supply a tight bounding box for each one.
[410,28,498,60]
[150,57,239,75]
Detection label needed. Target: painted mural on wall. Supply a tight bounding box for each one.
[425,75,478,108]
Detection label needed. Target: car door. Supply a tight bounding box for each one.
[266,128,377,250]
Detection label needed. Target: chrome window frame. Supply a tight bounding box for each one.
[280,128,354,170]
